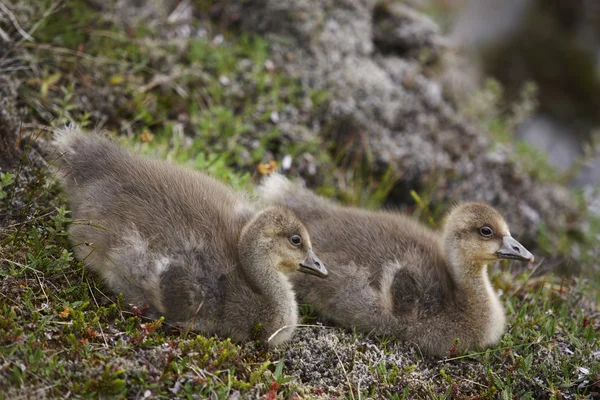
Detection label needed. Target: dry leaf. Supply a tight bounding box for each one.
[40,72,61,98]
[59,306,71,319]
[140,130,154,143]
[257,161,277,175]
[110,74,124,85]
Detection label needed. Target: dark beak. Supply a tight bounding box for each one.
[496,236,535,263]
[299,249,328,278]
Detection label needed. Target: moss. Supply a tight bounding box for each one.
[180,336,238,369]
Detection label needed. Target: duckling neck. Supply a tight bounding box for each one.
[237,240,298,344]
[459,262,506,344]
[446,254,505,331]
[236,212,289,297]
[443,243,496,293]
[452,260,491,294]
[239,245,294,301]
[442,241,506,344]
[446,251,488,290]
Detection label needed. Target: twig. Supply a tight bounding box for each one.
[266,323,338,343]
[0,25,10,42]
[189,364,225,386]
[0,64,31,72]
[21,43,160,74]
[34,271,49,304]
[2,211,56,229]
[120,111,149,134]
[1,258,45,275]
[332,346,355,400]
[0,1,33,41]
[97,320,109,349]
[34,383,60,395]
[439,338,554,363]
[0,287,20,306]
[167,0,192,23]
[139,73,177,92]
[86,277,109,349]
[15,1,62,46]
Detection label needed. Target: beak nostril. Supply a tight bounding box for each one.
[499,236,533,262]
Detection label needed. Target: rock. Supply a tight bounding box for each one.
[373,1,445,59]
[236,0,580,251]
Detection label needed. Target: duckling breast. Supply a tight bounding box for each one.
[480,272,506,345]
[265,275,298,347]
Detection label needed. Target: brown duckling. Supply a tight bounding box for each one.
[259,174,534,356]
[50,126,328,346]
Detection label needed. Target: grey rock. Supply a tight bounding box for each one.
[236,0,580,247]
[373,1,445,58]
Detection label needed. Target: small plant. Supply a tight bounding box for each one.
[0,172,15,200]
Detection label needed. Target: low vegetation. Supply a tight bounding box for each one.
[1,1,598,398]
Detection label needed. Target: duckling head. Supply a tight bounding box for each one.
[442,202,534,274]
[239,206,328,278]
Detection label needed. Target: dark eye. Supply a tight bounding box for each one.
[480,226,493,237]
[289,235,302,246]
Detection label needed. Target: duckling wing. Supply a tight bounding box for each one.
[389,269,420,314]
[73,223,226,326]
[389,267,447,317]
[158,245,227,325]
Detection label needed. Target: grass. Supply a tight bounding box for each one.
[0,0,599,398]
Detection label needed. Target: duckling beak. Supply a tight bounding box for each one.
[496,236,535,263]
[299,249,328,278]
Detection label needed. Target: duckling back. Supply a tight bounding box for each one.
[52,126,252,242]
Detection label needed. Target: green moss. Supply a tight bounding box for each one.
[0,172,15,199]
[86,365,127,396]
[180,336,238,369]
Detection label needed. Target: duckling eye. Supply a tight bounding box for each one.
[479,226,493,237]
[289,235,302,246]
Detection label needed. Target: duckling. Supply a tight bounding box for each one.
[50,126,328,346]
[259,174,534,356]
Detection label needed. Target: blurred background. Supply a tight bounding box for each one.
[422,0,600,203]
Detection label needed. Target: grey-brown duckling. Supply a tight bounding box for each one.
[50,126,328,346]
[259,174,534,356]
